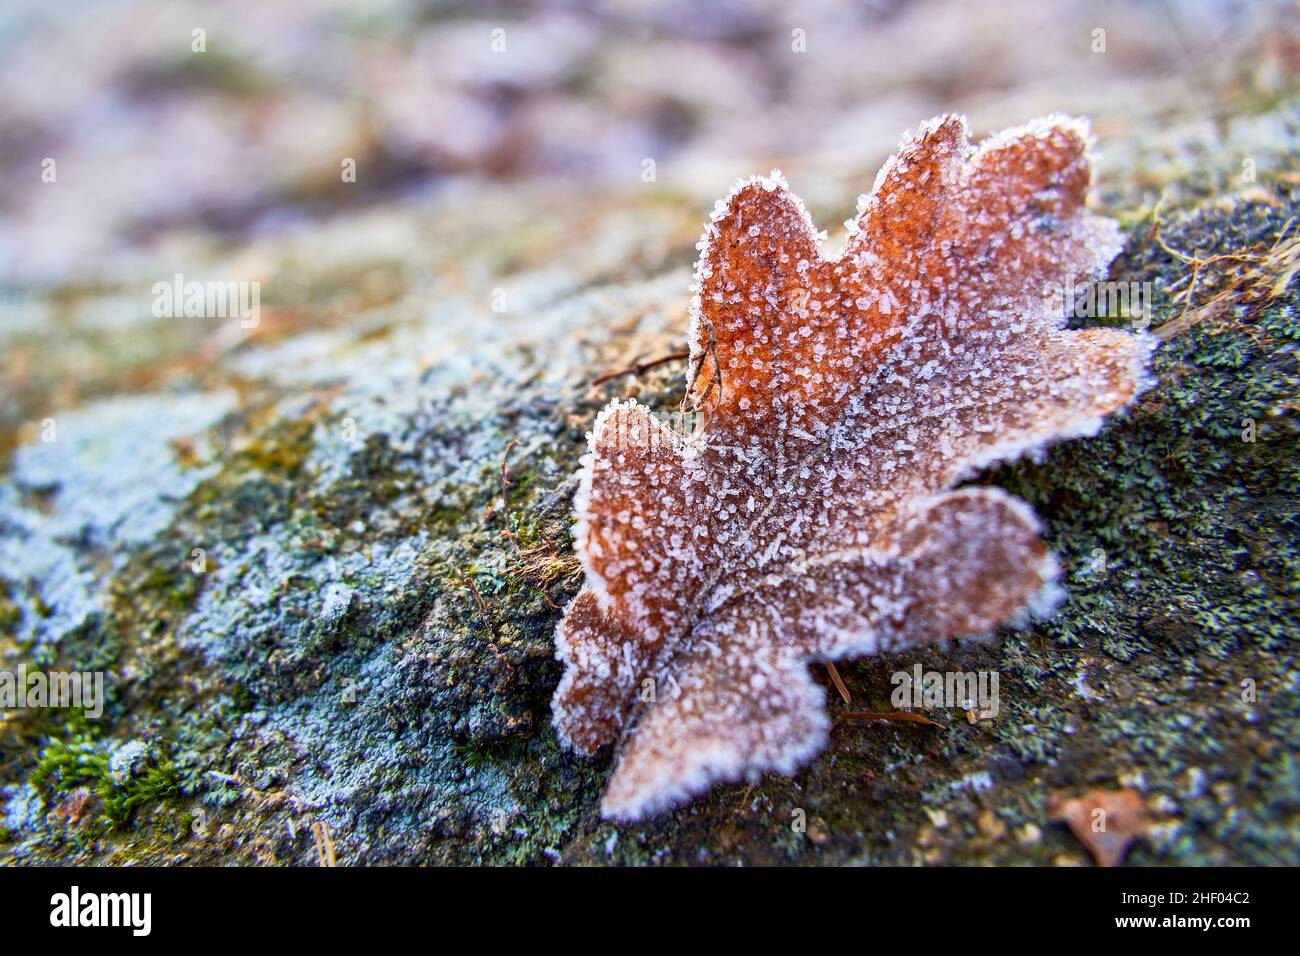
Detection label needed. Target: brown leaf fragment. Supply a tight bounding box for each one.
[311,820,337,867]
[1050,788,1148,867]
[836,710,943,728]
[824,661,851,705]
[552,113,1152,820]
[53,787,94,826]
[591,350,690,387]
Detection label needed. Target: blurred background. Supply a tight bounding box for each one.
[1,0,1296,284]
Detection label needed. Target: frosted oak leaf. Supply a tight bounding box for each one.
[552,114,1153,820]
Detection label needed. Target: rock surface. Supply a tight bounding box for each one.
[1,14,1298,864]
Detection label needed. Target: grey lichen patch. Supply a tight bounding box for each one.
[0,391,235,654]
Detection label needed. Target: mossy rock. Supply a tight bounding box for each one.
[1,99,1298,866]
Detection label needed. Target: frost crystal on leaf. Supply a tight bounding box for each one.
[552,114,1153,821]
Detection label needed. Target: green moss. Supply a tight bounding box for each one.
[101,761,181,828]
[234,416,317,480]
[29,735,107,793]
[190,412,319,532]
[30,731,181,831]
